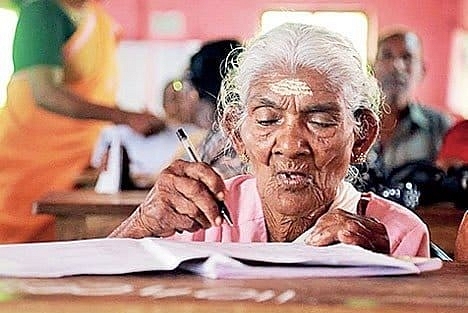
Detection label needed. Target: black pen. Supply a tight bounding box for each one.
[176,128,234,227]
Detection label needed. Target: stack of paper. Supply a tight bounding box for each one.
[0,238,442,279]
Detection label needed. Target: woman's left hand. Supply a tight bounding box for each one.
[305,209,390,254]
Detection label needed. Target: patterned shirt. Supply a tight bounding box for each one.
[368,103,452,175]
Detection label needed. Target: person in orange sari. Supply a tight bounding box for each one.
[0,0,165,243]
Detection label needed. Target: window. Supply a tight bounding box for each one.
[0,8,18,108]
[261,10,368,67]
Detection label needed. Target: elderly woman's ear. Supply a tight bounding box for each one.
[351,108,379,163]
[221,106,245,155]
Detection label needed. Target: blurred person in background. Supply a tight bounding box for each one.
[0,0,165,243]
[191,40,246,179]
[91,39,242,188]
[355,29,453,209]
[370,29,452,172]
[91,78,207,189]
[182,39,244,178]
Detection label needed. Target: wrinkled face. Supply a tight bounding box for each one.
[238,68,356,215]
[374,34,424,105]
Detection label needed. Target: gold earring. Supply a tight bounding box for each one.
[238,153,250,163]
[354,153,367,164]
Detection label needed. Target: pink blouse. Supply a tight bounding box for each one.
[171,175,429,257]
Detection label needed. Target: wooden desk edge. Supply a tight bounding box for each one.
[32,202,138,216]
[32,190,146,216]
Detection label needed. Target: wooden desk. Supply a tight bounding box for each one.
[33,190,146,240]
[415,203,466,257]
[0,262,466,313]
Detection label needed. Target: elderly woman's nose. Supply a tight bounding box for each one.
[273,123,311,157]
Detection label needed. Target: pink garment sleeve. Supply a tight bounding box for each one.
[391,222,430,257]
[366,194,430,257]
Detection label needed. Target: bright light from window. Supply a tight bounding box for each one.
[0,9,18,108]
[261,11,368,67]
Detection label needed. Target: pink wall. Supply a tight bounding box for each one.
[103,0,464,112]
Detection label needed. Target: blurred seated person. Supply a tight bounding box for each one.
[110,23,430,257]
[163,79,204,127]
[91,79,206,188]
[0,0,164,243]
[92,39,241,187]
[190,39,245,179]
[370,29,452,171]
[355,29,453,209]
[162,78,210,158]
[187,39,241,123]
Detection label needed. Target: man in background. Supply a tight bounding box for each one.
[354,29,453,209]
[368,29,452,175]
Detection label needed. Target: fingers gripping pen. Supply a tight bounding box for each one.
[176,128,234,227]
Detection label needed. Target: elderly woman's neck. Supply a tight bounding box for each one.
[262,202,330,242]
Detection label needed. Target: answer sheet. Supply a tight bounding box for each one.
[0,238,442,279]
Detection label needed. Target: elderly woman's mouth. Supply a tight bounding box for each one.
[275,171,313,187]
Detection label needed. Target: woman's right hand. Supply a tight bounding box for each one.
[109,160,227,238]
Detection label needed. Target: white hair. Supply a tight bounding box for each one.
[218,23,382,136]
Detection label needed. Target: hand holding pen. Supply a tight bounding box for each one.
[176,128,234,227]
[110,133,234,238]
[109,126,235,238]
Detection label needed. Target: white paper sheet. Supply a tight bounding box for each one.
[0,238,442,279]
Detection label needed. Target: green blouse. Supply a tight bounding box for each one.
[12,0,76,72]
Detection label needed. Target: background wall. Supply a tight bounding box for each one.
[102,0,465,115]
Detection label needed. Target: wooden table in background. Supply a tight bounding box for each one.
[0,262,466,313]
[33,190,146,240]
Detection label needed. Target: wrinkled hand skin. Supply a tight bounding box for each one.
[109,160,226,238]
[305,208,390,254]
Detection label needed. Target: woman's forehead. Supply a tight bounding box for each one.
[247,68,342,105]
[251,68,338,93]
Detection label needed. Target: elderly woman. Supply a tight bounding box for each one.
[110,23,429,257]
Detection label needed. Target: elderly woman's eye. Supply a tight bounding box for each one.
[256,118,279,126]
[309,120,336,128]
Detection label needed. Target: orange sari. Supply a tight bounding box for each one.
[0,2,120,243]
